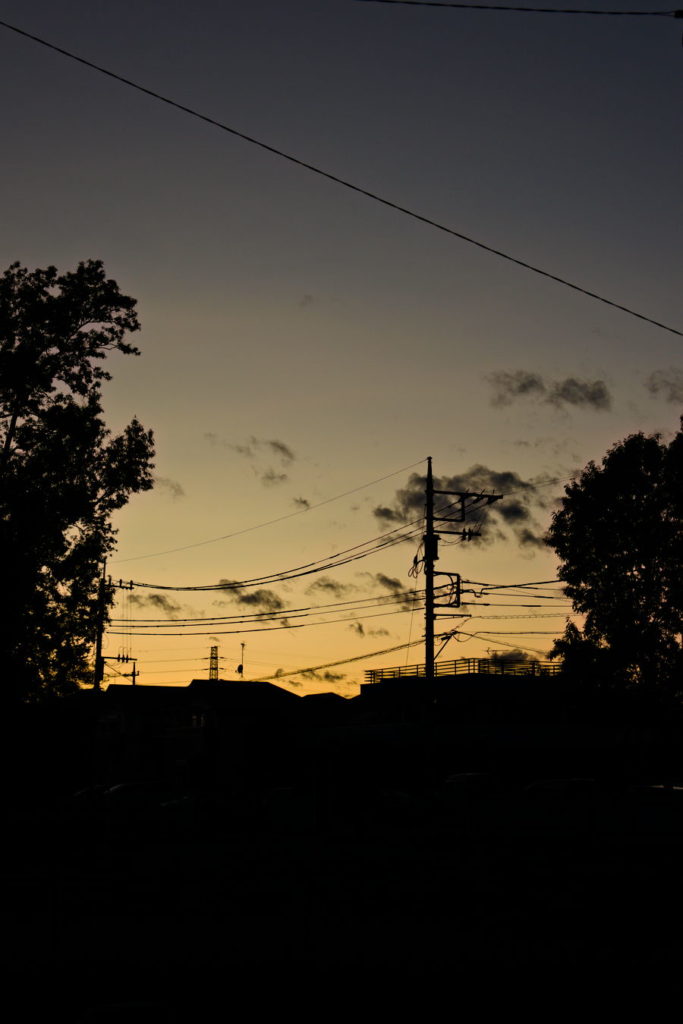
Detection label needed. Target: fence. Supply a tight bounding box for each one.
[364,657,562,684]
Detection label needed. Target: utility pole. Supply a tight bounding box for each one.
[423,460,503,680]
[96,575,134,690]
[122,660,138,686]
[93,560,107,692]
[209,645,219,681]
[424,457,437,680]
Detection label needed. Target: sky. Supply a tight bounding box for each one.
[1,0,681,694]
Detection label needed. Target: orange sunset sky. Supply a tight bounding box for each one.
[1,1,681,692]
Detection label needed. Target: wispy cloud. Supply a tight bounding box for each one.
[206,434,296,464]
[153,476,185,499]
[266,439,295,464]
[347,621,391,638]
[488,370,545,407]
[361,572,417,609]
[372,573,404,595]
[203,434,296,487]
[261,468,288,487]
[645,368,683,404]
[487,370,611,411]
[545,377,611,410]
[300,668,346,683]
[306,576,356,599]
[214,580,285,614]
[129,593,183,618]
[293,496,311,510]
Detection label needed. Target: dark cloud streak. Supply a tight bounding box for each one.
[153,476,185,499]
[129,593,183,618]
[374,465,550,548]
[487,371,611,411]
[645,368,683,404]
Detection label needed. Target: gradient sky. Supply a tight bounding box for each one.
[1,0,681,693]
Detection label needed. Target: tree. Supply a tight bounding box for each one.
[547,422,683,702]
[0,260,155,701]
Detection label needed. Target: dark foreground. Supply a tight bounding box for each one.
[6,680,683,1014]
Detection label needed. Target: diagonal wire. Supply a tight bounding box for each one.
[0,18,680,338]
[356,1,679,16]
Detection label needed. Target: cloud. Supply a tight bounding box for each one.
[306,576,356,599]
[299,294,314,308]
[217,435,295,464]
[374,465,550,548]
[545,378,611,411]
[645,368,683,404]
[489,648,536,664]
[347,621,392,638]
[293,496,311,510]
[153,476,185,499]
[372,573,405,595]
[358,571,418,611]
[265,439,295,464]
[205,435,296,487]
[129,593,183,618]
[488,371,546,407]
[486,371,611,411]
[203,434,296,479]
[260,468,288,487]
[300,668,347,683]
[215,580,285,614]
[515,527,547,549]
[371,505,405,525]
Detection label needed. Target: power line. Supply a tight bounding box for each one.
[467,629,561,634]
[118,491,528,594]
[357,1,679,16]
[119,497,462,593]
[1,19,680,338]
[106,605,418,637]
[464,577,561,587]
[112,459,426,562]
[111,584,442,625]
[125,526,420,592]
[455,631,551,655]
[249,638,426,681]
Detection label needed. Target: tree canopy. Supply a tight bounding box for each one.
[547,422,683,702]
[0,260,154,702]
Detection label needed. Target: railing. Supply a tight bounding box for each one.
[364,658,562,684]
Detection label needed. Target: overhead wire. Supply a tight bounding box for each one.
[357,1,679,16]
[125,525,421,592]
[109,584,443,627]
[0,19,680,338]
[249,638,427,682]
[111,459,427,562]
[455,631,551,655]
[120,494,464,593]
[107,605,422,637]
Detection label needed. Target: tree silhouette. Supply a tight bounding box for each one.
[547,422,683,702]
[0,261,154,701]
